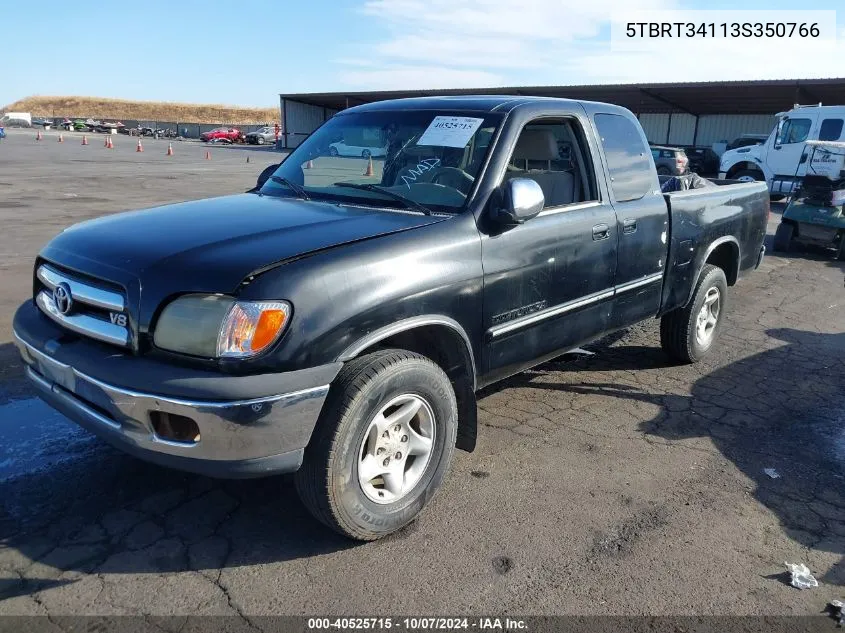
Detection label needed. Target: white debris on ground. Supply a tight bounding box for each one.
[784,562,818,589]
[763,468,781,479]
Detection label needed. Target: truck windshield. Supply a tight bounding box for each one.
[259,110,502,214]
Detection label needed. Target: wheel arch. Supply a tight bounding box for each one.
[337,316,478,452]
[725,161,765,180]
[701,236,740,287]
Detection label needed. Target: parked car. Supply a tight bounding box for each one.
[13,96,769,541]
[682,147,720,176]
[0,112,32,127]
[329,140,387,158]
[200,127,243,143]
[650,145,689,175]
[719,105,845,196]
[31,117,52,128]
[245,126,276,145]
[727,134,769,151]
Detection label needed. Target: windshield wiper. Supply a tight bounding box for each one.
[269,176,310,200]
[333,182,431,216]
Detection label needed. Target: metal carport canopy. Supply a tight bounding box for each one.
[281,77,845,116]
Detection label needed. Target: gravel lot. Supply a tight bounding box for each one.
[0,127,843,619]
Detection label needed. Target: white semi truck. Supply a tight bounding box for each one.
[719,104,845,196]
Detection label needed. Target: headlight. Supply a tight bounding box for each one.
[154,294,291,358]
[217,300,291,358]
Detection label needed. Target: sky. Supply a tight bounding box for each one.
[1,0,843,108]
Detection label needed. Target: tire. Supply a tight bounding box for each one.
[295,349,458,541]
[329,146,339,156]
[362,149,371,159]
[660,264,728,364]
[732,169,762,183]
[257,136,265,145]
[773,222,794,252]
[656,166,671,176]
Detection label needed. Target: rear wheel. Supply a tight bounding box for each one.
[295,349,458,541]
[329,146,339,156]
[362,149,372,159]
[660,264,728,364]
[257,136,265,145]
[773,222,794,252]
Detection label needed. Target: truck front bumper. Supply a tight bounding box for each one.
[13,301,342,478]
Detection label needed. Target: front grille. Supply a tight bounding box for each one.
[35,264,129,348]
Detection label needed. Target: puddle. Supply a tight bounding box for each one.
[0,397,97,482]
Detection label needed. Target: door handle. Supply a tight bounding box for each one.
[592,223,610,241]
[622,218,637,234]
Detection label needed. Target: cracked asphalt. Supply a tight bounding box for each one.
[1,129,844,619]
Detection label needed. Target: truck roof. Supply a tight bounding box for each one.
[343,95,632,116]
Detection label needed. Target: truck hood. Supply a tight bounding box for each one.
[720,145,763,170]
[40,193,445,324]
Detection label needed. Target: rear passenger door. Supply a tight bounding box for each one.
[591,112,670,329]
[479,115,618,384]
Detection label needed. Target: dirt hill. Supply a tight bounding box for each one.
[2,96,279,124]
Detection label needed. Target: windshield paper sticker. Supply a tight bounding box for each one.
[417,116,484,148]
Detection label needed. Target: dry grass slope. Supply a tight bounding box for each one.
[2,96,279,124]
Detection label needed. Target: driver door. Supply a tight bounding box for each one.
[769,116,817,182]
[479,116,618,385]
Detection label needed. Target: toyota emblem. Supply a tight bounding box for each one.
[53,283,73,315]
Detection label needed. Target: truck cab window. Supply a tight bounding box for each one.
[819,118,844,141]
[593,113,653,202]
[776,118,812,145]
[503,118,597,209]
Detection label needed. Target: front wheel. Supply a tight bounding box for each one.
[362,149,371,159]
[773,222,794,252]
[660,264,728,364]
[257,136,265,145]
[295,349,457,541]
[732,169,762,183]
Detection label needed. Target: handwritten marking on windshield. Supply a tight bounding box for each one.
[401,159,441,189]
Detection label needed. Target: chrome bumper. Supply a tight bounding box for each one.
[14,332,331,478]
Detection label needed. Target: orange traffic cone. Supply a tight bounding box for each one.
[205,150,211,160]
[104,136,110,147]
[363,156,374,176]
[36,130,43,141]
[136,138,143,152]
[304,159,313,169]
[166,143,173,156]
[106,137,114,149]
[81,135,88,145]
[58,134,64,143]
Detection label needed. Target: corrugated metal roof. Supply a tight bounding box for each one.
[281,78,845,116]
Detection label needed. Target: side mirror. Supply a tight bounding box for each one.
[256,163,281,189]
[494,178,545,225]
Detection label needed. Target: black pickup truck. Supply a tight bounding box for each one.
[13,96,769,540]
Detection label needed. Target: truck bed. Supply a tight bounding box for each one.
[659,179,770,315]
